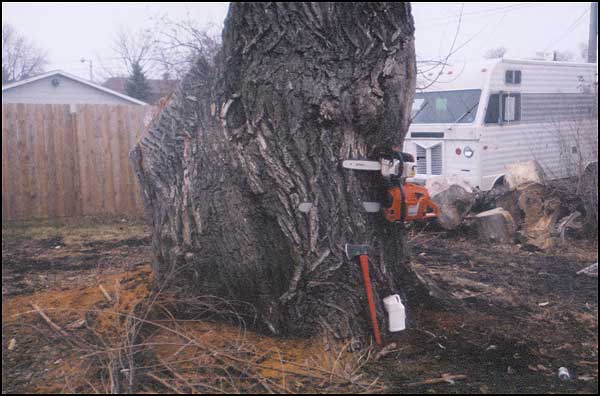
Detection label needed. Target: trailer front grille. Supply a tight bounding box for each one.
[414,143,443,176]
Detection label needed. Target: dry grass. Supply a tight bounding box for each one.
[2,216,148,245]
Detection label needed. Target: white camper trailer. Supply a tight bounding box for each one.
[404,58,598,191]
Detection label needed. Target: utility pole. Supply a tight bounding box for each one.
[588,2,598,63]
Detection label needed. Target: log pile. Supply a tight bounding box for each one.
[432,160,593,250]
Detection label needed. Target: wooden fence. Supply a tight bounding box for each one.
[2,104,152,222]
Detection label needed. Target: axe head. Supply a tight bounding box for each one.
[344,243,369,260]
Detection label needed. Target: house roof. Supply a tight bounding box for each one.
[103,77,179,105]
[2,70,148,105]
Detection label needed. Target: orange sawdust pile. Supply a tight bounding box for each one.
[147,320,364,388]
[2,266,153,393]
[4,266,381,393]
[3,266,153,328]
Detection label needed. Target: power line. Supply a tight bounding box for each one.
[50,56,125,65]
[543,7,590,52]
[419,6,509,68]
[419,2,531,21]
[417,2,536,29]
[475,9,509,56]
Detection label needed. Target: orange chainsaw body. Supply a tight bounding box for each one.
[384,183,439,223]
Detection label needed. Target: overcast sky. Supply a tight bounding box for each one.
[2,2,595,81]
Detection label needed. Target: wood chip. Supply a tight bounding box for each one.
[31,303,69,337]
[99,284,113,303]
[536,364,551,372]
[406,373,466,387]
[374,342,397,361]
[576,361,598,366]
[66,318,87,330]
[578,375,596,382]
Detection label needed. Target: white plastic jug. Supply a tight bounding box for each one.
[383,294,406,332]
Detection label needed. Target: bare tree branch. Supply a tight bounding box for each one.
[110,17,221,81]
[2,23,48,84]
[149,14,221,79]
[484,46,507,59]
[416,4,464,90]
[113,26,158,75]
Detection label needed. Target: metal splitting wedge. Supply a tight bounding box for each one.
[344,243,382,346]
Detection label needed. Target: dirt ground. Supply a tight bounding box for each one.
[382,225,597,393]
[2,219,597,394]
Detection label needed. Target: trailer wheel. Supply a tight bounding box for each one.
[491,175,509,194]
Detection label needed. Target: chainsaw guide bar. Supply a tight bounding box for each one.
[342,160,382,171]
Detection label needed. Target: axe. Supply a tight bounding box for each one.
[344,243,382,346]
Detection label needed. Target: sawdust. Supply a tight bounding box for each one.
[2,266,153,393]
[4,221,368,393]
[147,320,363,390]
[3,268,152,323]
[3,263,370,393]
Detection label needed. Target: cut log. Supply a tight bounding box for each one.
[426,175,474,197]
[130,3,444,339]
[473,208,516,244]
[494,182,581,250]
[430,184,475,230]
[517,183,562,250]
[555,211,582,241]
[494,190,524,226]
[504,160,546,190]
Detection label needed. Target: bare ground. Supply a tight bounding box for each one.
[2,220,597,393]
[379,225,598,393]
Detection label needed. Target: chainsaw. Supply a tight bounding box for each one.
[343,150,439,223]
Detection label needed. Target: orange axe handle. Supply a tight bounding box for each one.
[359,254,382,346]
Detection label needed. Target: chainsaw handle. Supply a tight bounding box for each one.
[358,255,382,346]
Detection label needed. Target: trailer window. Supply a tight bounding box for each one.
[485,94,500,123]
[505,70,522,84]
[411,98,426,118]
[485,93,521,124]
[411,89,481,124]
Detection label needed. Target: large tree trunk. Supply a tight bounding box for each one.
[132,2,427,340]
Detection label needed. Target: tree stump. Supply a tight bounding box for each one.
[131,3,433,340]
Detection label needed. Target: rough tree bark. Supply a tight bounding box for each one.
[131,2,431,340]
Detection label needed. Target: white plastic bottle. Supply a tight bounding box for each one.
[558,367,570,381]
[383,294,406,332]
